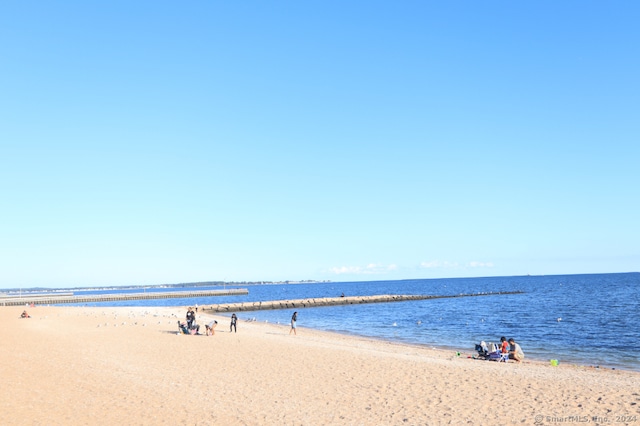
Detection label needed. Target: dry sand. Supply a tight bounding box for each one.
[2,305,638,425]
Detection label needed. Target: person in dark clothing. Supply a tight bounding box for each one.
[186,307,195,329]
[230,313,237,333]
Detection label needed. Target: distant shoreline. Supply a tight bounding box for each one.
[0,280,332,294]
[4,271,638,294]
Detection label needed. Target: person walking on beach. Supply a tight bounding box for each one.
[289,311,298,335]
[230,313,237,333]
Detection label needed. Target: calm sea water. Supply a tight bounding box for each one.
[62,273,639,371]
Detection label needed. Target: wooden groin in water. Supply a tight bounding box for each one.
[203,291,524,313]
[0,288,248,306]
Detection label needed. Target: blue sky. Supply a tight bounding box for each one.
[1,1,638,289]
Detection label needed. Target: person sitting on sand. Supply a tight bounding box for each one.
[190,322,200,335]
[205,320,217,336]
[20,310,30,318]
[508,338,525,363]
[177,321,190,334]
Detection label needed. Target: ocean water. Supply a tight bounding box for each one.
[61,273,639,371]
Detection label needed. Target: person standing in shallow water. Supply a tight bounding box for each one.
[289,311,297,335]
[230,313,237,333]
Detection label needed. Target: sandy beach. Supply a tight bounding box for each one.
[2,306,638,426]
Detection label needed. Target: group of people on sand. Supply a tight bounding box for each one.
[477,337,525,363]
[178,308,298,337]
[500,336,525,363]
[179,307,238,336]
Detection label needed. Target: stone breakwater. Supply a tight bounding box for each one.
[203,291,524,313]
[0,288,249,306]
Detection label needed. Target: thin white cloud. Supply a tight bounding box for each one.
[419,260,494,269]
[330,261,492,276]
[329,266,362,274]
[419,260,459,269]
[329,263,397,275]
[467,261,494,268]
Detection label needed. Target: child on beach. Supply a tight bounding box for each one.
[230,313,237,333]
[289,311,297,335]
[499,336,510,362]
[177,321,190,334]
[500,337,509,354]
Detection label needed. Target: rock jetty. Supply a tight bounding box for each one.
[204,291,523,312]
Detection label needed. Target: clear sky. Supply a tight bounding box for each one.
[1,1,638,289]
